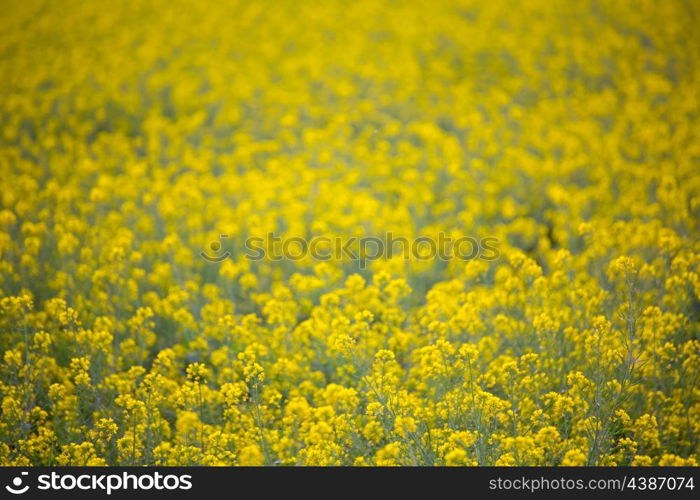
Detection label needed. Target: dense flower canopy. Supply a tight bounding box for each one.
[0,0,699,465]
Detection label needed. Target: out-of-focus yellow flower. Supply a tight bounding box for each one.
[0,0,698,467]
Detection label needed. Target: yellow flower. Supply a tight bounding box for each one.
[238,445,264,466]
[562,449,587,466]
[393,416,417,437]
[0,0,698,469]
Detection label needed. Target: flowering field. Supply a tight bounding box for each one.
[1,0,699,466]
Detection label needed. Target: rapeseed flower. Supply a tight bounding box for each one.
[1,0,698,466]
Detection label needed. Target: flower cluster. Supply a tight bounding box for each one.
[1,0,698,465]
